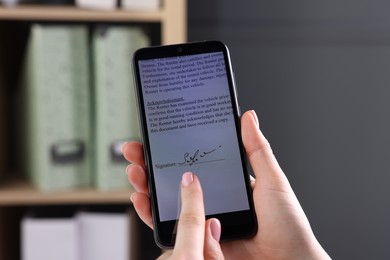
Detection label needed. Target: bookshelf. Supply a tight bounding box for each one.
[0,1,186,259]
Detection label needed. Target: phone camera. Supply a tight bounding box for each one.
[177,47,183,53]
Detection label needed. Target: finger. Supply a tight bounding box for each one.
[204,218,224,260]
[157,250,173,260]
[126,164,149,194]
[241,110,289,188]
[173,172,205,259]
[250,175,256,189]
[130,192,154,229]
[122,141,145,167]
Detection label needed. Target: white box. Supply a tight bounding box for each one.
[21,216,79,260]
[78,212,130,260]
[121,0,160,11]
[76,0,117,10]
[0,0,19,7]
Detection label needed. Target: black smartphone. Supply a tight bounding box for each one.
[132,41,257,248]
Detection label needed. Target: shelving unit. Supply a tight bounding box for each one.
[0,1,186,259]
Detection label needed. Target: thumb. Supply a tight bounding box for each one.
[204,218,224,260]
[241,110,290,189]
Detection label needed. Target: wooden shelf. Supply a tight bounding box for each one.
[0,5,163,22]
[0,177,133,206]
[0,0,187,45]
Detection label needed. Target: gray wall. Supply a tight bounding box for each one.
[188,1,390,259]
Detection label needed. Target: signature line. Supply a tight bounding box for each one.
[179,158,225,166]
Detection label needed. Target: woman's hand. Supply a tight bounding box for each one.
[123,110,330,260]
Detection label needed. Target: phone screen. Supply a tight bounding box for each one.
[133,41,256,247]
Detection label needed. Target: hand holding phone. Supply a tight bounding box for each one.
[124,111,331,259]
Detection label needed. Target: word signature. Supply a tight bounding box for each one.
[178,145,222,166]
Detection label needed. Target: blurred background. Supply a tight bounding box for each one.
[0,0,390,259]
[187,0,390,259]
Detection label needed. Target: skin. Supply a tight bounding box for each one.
[157,172,224,259]
[123,110,331,260]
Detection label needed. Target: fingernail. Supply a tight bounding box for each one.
[182,172,194,187]
[210,218,221,242]
[121,141,129,153]
[125,164,131,175]
[251,110,259,127]
[130,193,136,203]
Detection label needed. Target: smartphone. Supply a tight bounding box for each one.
[133,41,257,248]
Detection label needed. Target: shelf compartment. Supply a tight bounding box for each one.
[0,176,133,206]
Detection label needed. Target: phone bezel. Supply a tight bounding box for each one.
[133,41,257,248]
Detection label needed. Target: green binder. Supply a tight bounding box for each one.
[92,26,149,190]
[22,24,91,191]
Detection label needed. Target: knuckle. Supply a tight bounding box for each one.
[179,213,204,227]
[248,140,273,159]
